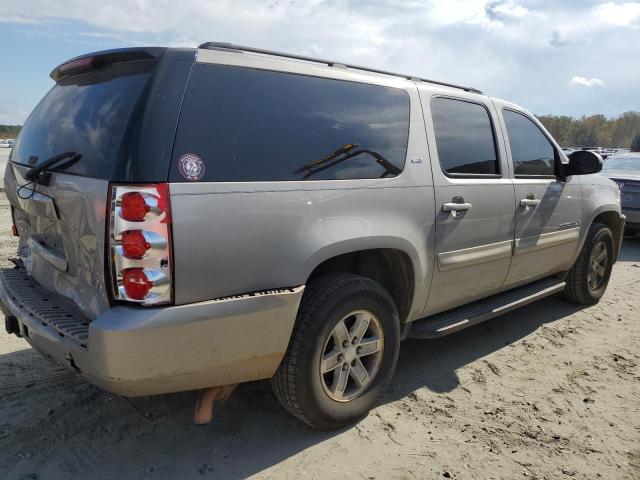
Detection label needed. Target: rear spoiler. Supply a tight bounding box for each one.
[50,47,167,82]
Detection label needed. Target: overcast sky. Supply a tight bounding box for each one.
[0,0,639,124]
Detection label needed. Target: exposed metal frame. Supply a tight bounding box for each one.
[198,42,483,94]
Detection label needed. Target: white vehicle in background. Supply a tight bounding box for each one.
[0,139,14,148]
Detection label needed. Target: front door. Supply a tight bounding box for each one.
[420,93,516,316]
[498,108,581,287]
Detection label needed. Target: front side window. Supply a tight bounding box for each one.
[170,64,410,182]
[503,110,557,177]
[431,97,500,176]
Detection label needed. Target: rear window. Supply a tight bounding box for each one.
[169,64,410,182]
[431,97,500,176]
[11,61,154,179]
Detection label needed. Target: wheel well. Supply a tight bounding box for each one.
[592,211,624,261]
[308,249,415,322]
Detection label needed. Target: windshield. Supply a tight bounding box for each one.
[11,61,154,179]
[601,155,640,174]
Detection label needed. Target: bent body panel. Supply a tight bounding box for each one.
[0,267,305,397]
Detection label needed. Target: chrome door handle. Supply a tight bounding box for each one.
[442,202,472,211]
[520,198,541,212]
[520,198,541,208]
[442,201,472,217]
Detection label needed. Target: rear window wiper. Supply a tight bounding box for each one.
[24,151,82,183]
[294,143,402,180]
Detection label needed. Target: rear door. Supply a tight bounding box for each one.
[420,91,516,316]
[497,107,581,287]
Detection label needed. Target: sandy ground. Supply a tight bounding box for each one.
[0,191,639,480]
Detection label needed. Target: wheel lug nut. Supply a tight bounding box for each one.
[337,354,343,362]
[342,363,348,371]
[351,360,356,367]
[356,346,362,354]
[342,340,349,348]
[352,338,357,345]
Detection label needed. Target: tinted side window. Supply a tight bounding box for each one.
[431,97,499,176]
[503,110,556,176]
[170,64,410,182]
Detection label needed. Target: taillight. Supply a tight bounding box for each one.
[121,230,151,259]
[122,268,153,300]
[120,192,151,222]
[108,184,172,306]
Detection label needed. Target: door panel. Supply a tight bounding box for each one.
[497,107,582,287]
[505,179,581,286]
[427,183,516,314]
[418,89,516,316]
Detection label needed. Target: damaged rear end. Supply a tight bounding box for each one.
[1,46,194,373]
[0,47,304,402]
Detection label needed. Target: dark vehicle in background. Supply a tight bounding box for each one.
[602,153,640,235]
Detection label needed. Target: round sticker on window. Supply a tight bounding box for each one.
[178,153,206,181]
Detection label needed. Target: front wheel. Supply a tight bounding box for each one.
[563,223,614,305]
[271,273,400,430]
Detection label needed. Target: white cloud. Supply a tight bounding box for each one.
[488,0,529,19]
[569,76,606,87]
[0,0,639,122]
[595,2,640,26]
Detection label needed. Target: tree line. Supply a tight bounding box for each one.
[2,111,640,147]
[0,125,21,139]
[536,111,640,148]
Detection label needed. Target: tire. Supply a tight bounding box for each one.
[563,223,614,305]
[271,273,400,430]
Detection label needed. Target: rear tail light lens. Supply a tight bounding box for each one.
[108,184,172,306]
[121,230,151,259]
[122,268,153,300]
[120,192,151,222]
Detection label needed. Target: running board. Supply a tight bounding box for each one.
[408,278,566,339]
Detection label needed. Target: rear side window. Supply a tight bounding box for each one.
[431,97,499,176]
[503,110,557,177]
[170,64,410,182]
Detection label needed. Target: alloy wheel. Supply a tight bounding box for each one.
[319,310,384,402]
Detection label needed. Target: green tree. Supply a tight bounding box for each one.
[537,111,640,148]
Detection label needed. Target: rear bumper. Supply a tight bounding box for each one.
[0,268,303,396]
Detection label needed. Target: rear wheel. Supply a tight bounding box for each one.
[563,223,614,305]
[271,273,400,430]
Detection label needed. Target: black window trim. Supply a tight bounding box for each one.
[430,95,503,179]
[502,107,561,180]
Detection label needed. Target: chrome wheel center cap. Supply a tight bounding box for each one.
[344,345,357,363]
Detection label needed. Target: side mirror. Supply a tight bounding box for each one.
[565,150,603,176]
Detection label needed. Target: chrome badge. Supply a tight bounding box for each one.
[616,182,624,190]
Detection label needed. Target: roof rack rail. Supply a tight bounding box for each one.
[198,42,483,95]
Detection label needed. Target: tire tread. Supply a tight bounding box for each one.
[563,222,611,305]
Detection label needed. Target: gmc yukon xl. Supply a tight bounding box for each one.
[1,43,624,430]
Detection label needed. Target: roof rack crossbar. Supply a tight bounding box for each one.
[198,42,483,94]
